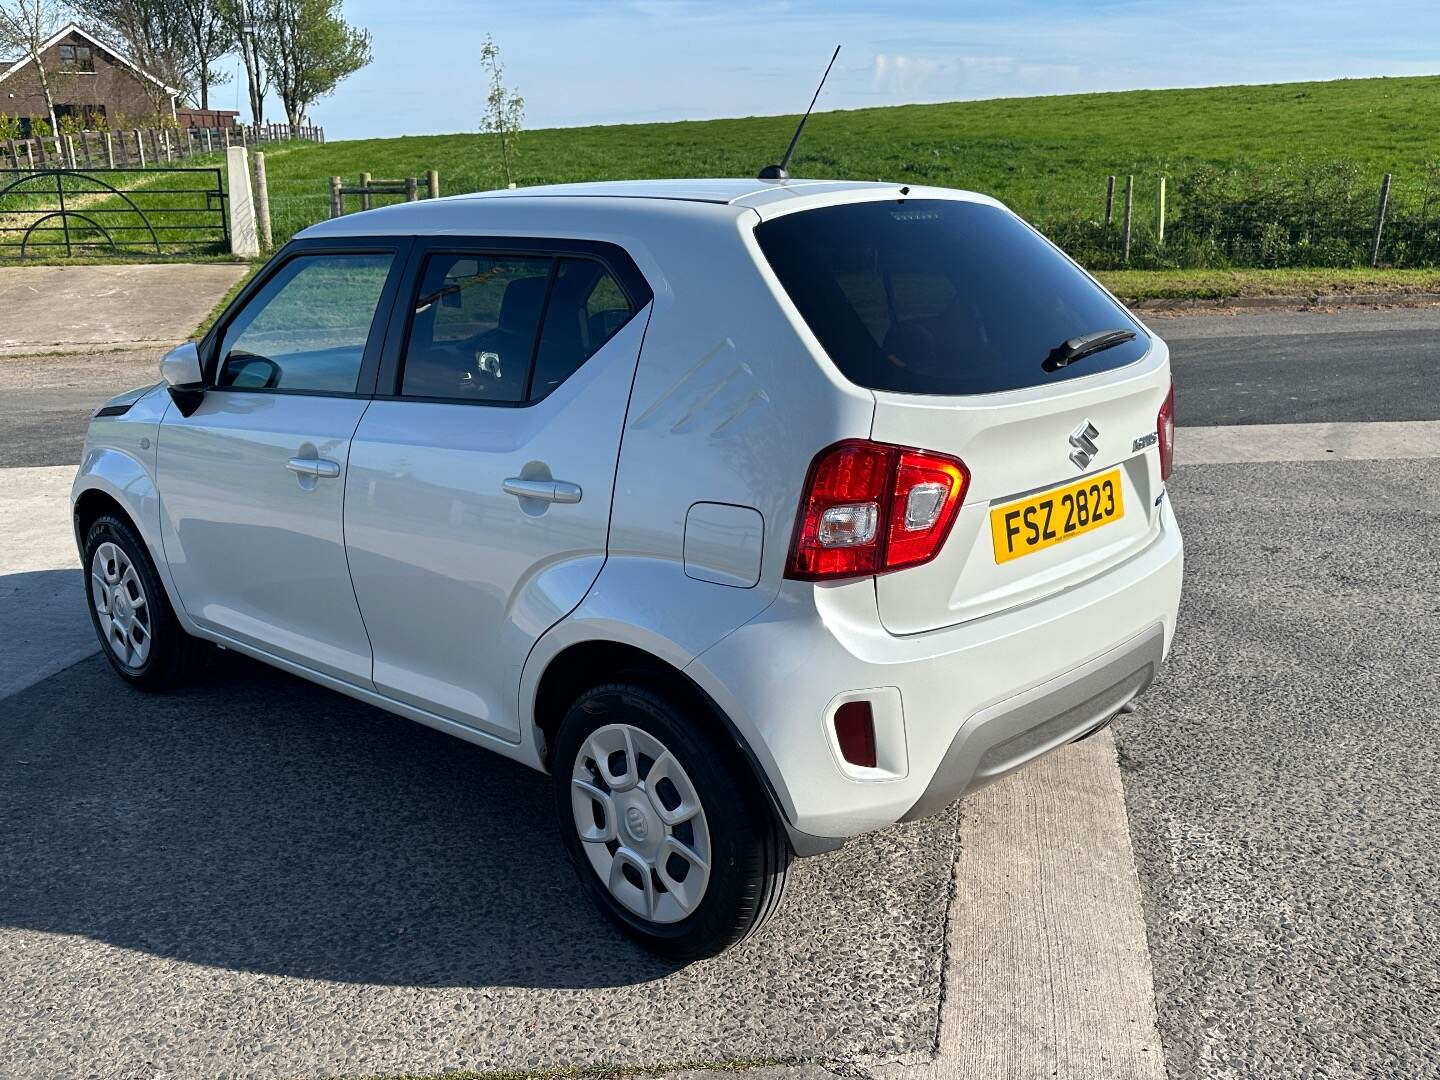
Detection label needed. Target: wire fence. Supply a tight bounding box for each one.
[1035,160,1440,270]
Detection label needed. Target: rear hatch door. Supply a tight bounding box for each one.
[753,192,1172,635]
[870,361,1169,634]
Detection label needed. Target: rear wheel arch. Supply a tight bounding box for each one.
[532,640,791,836]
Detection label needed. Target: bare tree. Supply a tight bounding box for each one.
[254,0,369,129]
[176,0,228,109]
[480,34,523,187]
[0,0,65,134]
[219,0,265,126]
[72,0,192,119]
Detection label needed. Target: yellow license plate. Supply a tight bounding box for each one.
[989,468,1125,564]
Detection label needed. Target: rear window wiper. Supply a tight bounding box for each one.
[1043,328,1136,371]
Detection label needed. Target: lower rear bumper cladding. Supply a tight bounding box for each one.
[900,620,1165,822]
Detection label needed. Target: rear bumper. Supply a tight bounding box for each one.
[686,496,1183,849]
[900,620,1163,822]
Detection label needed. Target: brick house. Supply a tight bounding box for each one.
[0,23,180,136]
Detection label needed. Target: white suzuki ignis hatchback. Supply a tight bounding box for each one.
[74,179,1182,958]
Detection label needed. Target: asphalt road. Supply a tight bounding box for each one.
[0,347,165,468]
[1157,306,1440,426]
[0,651,956,1077]
[5,306,1440,468]
[2,303,1438,1078]
[1118,457,1439,1078]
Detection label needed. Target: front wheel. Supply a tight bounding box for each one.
[553,682,791,961]
[84,513,208,690]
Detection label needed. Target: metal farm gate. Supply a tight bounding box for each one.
[0,168,228,257]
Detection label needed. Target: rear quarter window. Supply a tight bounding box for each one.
[754,199,1149,396]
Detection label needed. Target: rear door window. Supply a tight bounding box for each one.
[397,252,640,405]
[529,258,636,402]
[754,200,1149,396]
[400,253,551,403]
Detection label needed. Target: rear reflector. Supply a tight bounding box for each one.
[786,440,970,581]
[833,700,877,768]
[1157,384,1176,481]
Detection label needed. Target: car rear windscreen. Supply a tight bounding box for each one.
[754,199,1150,396]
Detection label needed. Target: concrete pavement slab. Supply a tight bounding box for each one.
[0,263,249,357]
[0,465,94,699]
[878,729,1166,1080]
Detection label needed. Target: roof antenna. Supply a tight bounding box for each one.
[758,45,841,182]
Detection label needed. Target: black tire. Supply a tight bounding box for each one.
[553,680,791,961]
[83,513,209,691]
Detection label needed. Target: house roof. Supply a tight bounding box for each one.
[0,22,179,98]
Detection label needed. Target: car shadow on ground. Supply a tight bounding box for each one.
[0,650,685,989]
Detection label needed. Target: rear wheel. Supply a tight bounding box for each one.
[84,514,208,690]
[553,681,791,960]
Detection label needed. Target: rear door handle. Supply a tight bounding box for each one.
[503,478,582,504]
[286,457,341,479]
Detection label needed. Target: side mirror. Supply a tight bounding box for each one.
[160,341,205,417]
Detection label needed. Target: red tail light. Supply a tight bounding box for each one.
[786,439,970,581]
[1157,384,1176,481]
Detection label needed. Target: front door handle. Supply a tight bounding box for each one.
[503,477,583,504]
[286,457,341,479]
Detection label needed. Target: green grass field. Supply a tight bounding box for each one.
[5,73,1440,272]
[242,73,1440,256]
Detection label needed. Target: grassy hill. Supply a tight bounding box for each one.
[250,73,1440,262]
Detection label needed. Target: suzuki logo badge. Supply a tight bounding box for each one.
[1068,420,1100,471]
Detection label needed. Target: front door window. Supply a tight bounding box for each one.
[215,253,394,393]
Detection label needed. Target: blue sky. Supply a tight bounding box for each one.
[245,1,1440,140]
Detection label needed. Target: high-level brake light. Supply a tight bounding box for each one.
[786,440,970,581]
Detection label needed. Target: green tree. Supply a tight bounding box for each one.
[479,33,524,187]
[255,0,370,130]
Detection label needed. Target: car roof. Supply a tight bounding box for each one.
[451,178,903,208]
[297,178,1000,240]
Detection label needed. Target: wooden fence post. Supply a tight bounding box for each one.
[6,138,16,168]
[1122,174,1134,263]
[1155,175,1166,245]
[1105,175,1115,227]
[405,176,418,202]
[329,175,343,218]
[427,169,439,199]
[254,150,272,250]
[1370,173,1392,267]
[359,171,371,210]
